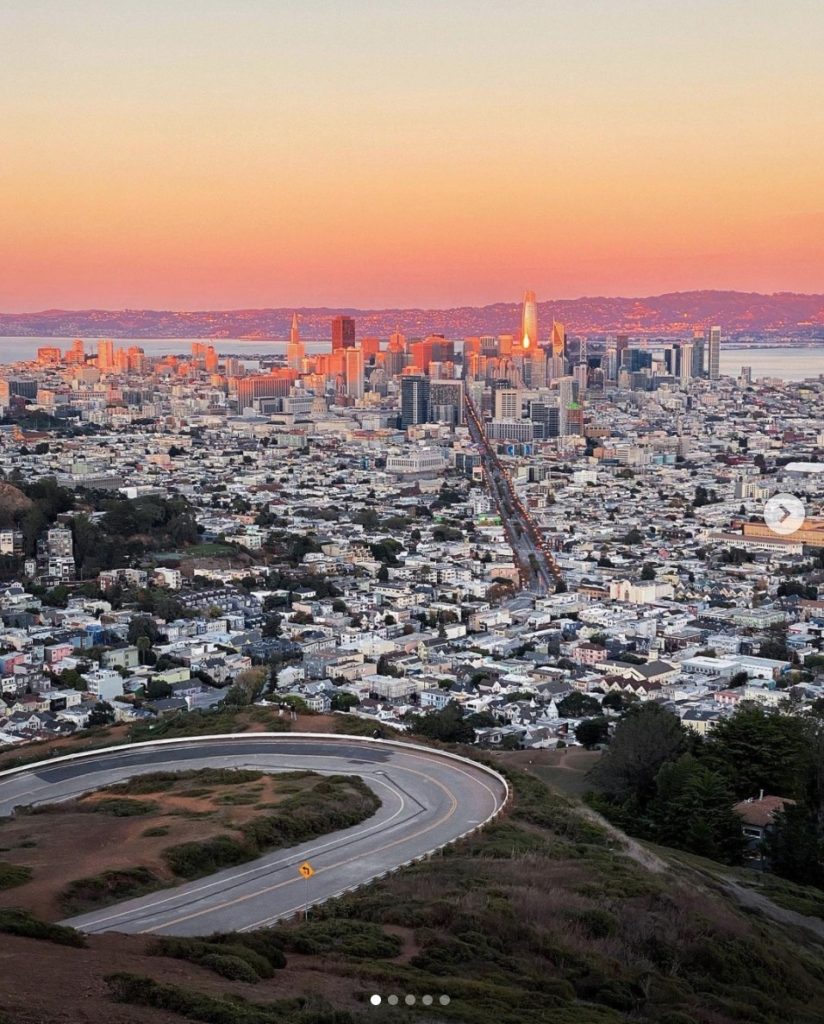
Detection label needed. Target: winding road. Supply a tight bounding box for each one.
[0,734,507,936]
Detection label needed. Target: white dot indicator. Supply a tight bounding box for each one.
[370,994,381,1006]
[388,995,399,1006]
[440,995,451,1005]
[422,995,433,1006]
[405,994,416,1005]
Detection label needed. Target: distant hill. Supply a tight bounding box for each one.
[2,290,824,340]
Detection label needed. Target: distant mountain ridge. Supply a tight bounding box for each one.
[2,290,824,339]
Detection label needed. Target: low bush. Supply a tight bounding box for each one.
[59,866,164,915]
[106,767,264,795]
[106,973,353,1024]
[163,835,252,879]
[149,934,284,979]
[0,861,32,890]
[275,919,401,959]
[84,797,157,816]
[197,953,261,983]
[0,909,86,947]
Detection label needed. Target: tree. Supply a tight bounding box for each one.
[693,485,710,507]
[601,690,637,714]
[145,678,172,700]
[575,717,609,748]
[702,705,810,801]
[376,654,402,677]
[557,692,601,718]
[330,692,359,712]
[589,703,686,806]
[127,615,159,646]
[405,702,475,744]
[43,585,70,608]
[88,701,116,727]
[262,614,282,638]
[223,667,267,707]
[640,563,656,581]
[765,802,824,887]
[648,754,745,864]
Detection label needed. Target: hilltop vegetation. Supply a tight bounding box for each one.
[2,764,823,1024]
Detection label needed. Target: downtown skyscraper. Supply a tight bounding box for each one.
[521,289,538,349]
[331,315,356,351]
[707,325,721,380]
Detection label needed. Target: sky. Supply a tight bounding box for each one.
[1,0,823,311]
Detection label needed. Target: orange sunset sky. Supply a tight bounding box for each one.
[1,1,823,311]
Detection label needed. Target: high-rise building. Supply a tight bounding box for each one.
[236,370,296,411]
[344,347,364,400]
[530,345,548,388]
[331,315,356,350]
[521,289,538,350]
[97,339,114,371]
[551,321,566,360]
[204,345,218,373]
[360,337,380,361]
[494,388,521,420]
[604,336,618,380]
[680,343,694,384]
[287,313,305,370]
[707,326,721,380]
[36,347,61,365]
[557,377,574,436]
[692,330,705,377]
[400,375,430,428]
[65,338,85,364]
[429,380,464,425]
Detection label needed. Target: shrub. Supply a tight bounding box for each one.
[0,861,32,890]
[276,919,401,959]
[163,835,252,879]
[60,866,163,915]
[85,797,157,816]
[0,909,86,947]
[149,935,282,979]
[106,973,350,1024]
[197,953,261,983]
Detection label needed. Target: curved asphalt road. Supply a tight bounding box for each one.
[0,735,507,936]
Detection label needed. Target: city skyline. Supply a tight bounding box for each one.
[2,1,823,311]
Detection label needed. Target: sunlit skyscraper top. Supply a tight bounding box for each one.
[521,290,538,351]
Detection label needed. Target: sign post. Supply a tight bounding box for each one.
[298,861,314,920]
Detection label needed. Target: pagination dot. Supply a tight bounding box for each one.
[370,994,381,1006]
[387,995,399,1006]
[404,994,416,1005]
[422,995,433,1006]
[439,994,451,1005]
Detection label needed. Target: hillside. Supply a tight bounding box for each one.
[1,761,823,1024]
[2,290,824,338]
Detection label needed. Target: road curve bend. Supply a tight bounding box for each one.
[0,733,508,936]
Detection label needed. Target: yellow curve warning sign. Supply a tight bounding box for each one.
[298,861,315,879]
